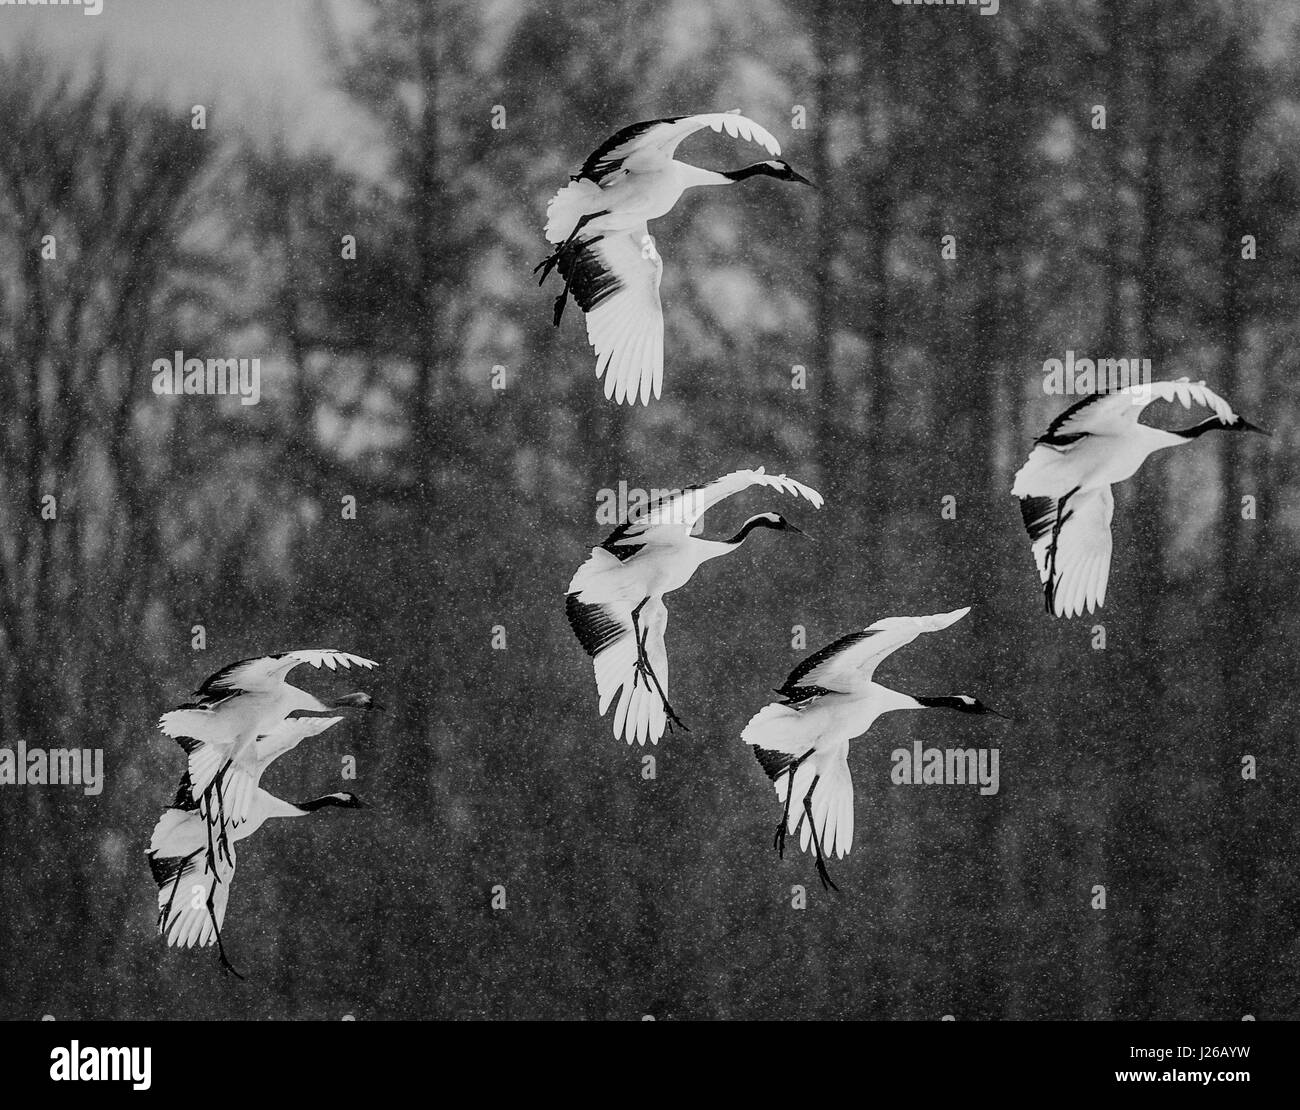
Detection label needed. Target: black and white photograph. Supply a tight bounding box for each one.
[0,0,1296,1085]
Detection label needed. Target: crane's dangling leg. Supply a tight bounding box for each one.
[157,848,202,938]
[629,599,649,691]
[630,599,688,732]
[203,801,216,871]
[534,209,606,283]
[1044,485,1080,615]
[774,750,815,858]
[206,880,244,981]
[211,766,233,867]
[802,776,840,892]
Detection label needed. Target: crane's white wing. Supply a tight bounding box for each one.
[578,110,782,183]
[1035,378,1237,445]
[147,803,236,949]
[777,608,971,695]
[601,467,824,553]
[188,649,377,698]
[1019,486,1114,618]
[742,714,855,860]
[566,559,670,745]
[559,227,664,406]
[791,753,854,860]
[157,705,241,745]
[159,650,376,738]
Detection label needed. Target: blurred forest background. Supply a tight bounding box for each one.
[1,0,1298,1020]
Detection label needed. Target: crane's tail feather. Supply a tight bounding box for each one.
[544,178,603,244]
[741,702,807,752]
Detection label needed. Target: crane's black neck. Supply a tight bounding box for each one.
[719,161,781,183]
[725,515,781,545]
[1172,416,1237,440]
[913,695,970,712]
[293,794,355,813]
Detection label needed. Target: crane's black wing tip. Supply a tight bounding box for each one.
[565,593,625,658]
[752,745,796,782]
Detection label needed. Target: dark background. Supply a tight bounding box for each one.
[1,0,1297,1020]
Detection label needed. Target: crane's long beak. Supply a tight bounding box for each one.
[987,707,1014,722]
[786,523,815,541]
[791,170,815,188]
[1237,418,1272,436]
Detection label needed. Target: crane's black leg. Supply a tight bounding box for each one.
[802,777,840,892]
[629,599,649,691]
[201,789,223,875]
[535,211,610,326]
[157,848,202,937]
[206,880,244,981]
[774,750,815,857]
[211,765,233,867]
[534,209,607,283]
[1044,485,1080,614]
[629,599,687,732]
[640,630,688,733]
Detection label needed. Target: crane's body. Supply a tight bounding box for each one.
[1023,422,1186,491]
[567,467,823,745]
[147,713,366,977]
[743,608,1006,890]
[545,160,736,243]
[1012,379,1268,618]
[147,779,362,974]
[538,111,811,406]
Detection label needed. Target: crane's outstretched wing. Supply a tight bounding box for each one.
[191,649,377,697]
[577,110,782,184]
[599,466,824,554]
[566,556,670,745]
[158,650,376,739]
[147,794,235,949]
[558,226,664,406]
[776,608,971,697]
[1034,378,1237,446]
[1019,486,1114,618]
